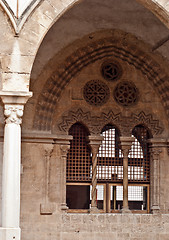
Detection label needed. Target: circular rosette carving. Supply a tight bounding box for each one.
[83,80,110,106]
[114,81,139,107]
[101,60,122,81]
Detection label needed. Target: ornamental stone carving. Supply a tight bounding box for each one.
[101,60,122,82]
[33,31,169,131]
[58,108,163,136]
[4,105,24,125]
[113,81,138,107]
[83,80,110,106]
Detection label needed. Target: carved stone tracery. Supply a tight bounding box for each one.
[58,108,163,136]
[33,31,169,131]
[101,60,122,81]
[114,81,139,107]
[83,80,110,106]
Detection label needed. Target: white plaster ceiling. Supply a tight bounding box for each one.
[4,0,32,17]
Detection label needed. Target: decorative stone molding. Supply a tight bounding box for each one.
[33,33,169,131]
[58,108,163,136]
[0,0,43,34]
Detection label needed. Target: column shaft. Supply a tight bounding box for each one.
[2,123,21,227]
[91,148,98,208]
[150,146,161,213]
[0,91,32,240]
[89,135,103,213]
[123,153,128,210]
[60,144,70,210]
[120,136,134,213]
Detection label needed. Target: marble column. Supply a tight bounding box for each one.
[120,136,134,213]
[0,91,32,240]
[89,135,104,213]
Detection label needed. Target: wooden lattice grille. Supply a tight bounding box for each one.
[97,125,123,183]
[67,123,91,182]
[97,124,150,184]
[128,125,150,183]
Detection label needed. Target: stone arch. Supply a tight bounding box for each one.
[2,0,166,92]
[2,0,169,34]
[132,123,153,140]
[101,123,121,137]
[0,0,168,93]
[0,0,17,32]
[32,30,169,132]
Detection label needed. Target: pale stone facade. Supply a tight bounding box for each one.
[0,0,169,240]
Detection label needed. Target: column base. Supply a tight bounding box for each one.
[151,205,160,214]
[0,227,21,240]
[90,206,99,213]
[121,207,131,214]
[61,203,69,211]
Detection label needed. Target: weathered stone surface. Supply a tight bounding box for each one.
[0,1,169,240]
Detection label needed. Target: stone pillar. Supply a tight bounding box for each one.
[56,136,72,210]
[40,144,55,215]
[44,145,54,203]
[149,140,162,214]
[0,91,32,240]
[89,135,104,213]
[60,143,70,210]
[120,136,134,213]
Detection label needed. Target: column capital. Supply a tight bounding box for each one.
[89,135,104,154]
[43,144,54,158]
[150,148,162,161]
[60,144,70,157]
[119,136,134,155]
[149,139,162,161]
[0,91,33,125]
[4,105,24,125]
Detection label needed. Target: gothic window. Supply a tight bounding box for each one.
[97,125,122,182]
[66,122,92,211]
[66,122,150,213]
[97,124,150,212]
[127,125,150,212]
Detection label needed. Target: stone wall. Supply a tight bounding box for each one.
[19,141,169,240]
[21,212,169,240]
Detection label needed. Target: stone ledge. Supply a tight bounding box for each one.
[0,227,21,240]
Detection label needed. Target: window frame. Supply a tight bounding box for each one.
[66,182,106,213]
[66,122,151,213]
